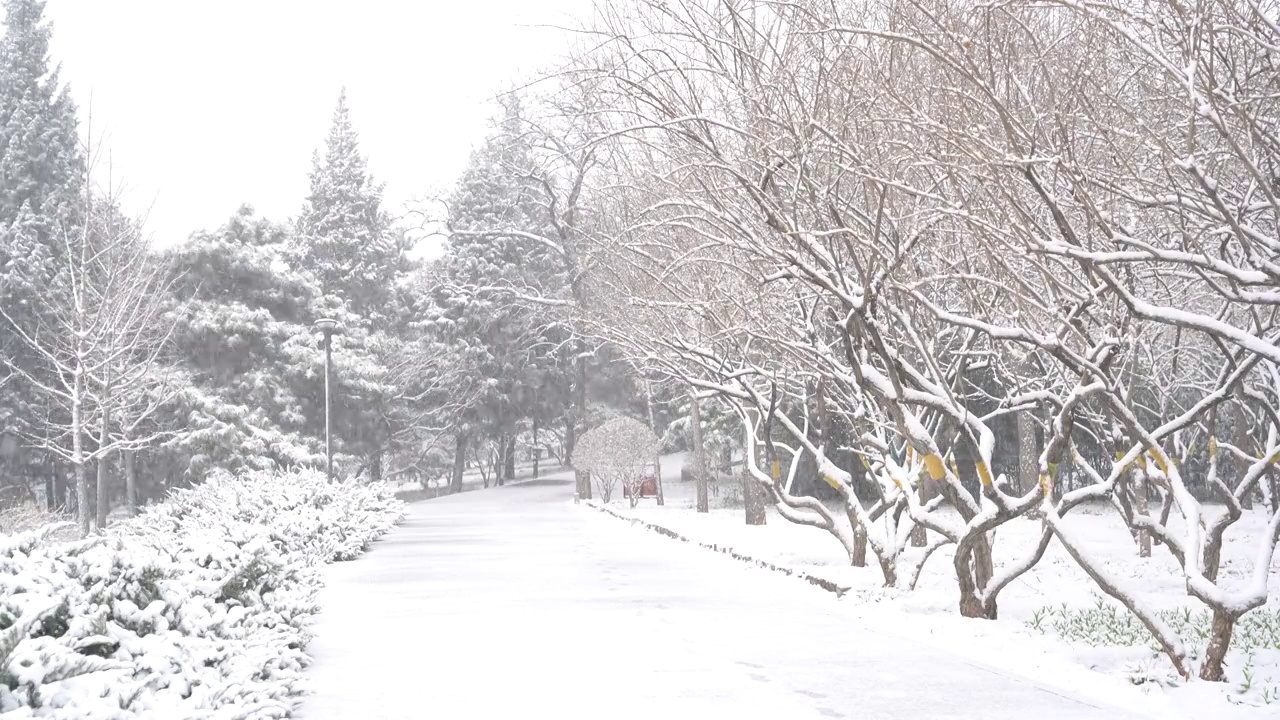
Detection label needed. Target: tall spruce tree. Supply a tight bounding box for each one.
[292,91,415,479]
[292,90,404,320]
[0,0,84,506]
[426,100,578,486]
[0,0,82,234]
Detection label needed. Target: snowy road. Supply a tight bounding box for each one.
[298,475,1150,720]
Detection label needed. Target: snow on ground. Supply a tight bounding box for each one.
[597,456,1280,718]
[301,470,1159,720]
[388,458,555,498]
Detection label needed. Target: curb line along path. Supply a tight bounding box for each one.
[298,475,1151,720]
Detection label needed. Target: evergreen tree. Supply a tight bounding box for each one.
[0,0,82,236]
[157,208,322,481]
[156,207,399,485]
[292,90,405,319]
[424,101,579,485]
[292,91,419,478]
[0,0,84,504]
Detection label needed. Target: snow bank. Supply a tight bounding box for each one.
[0,468,405,719]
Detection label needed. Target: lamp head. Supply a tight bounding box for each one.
[314,317,342,335]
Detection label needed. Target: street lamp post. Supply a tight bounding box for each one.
[315,318,341,482]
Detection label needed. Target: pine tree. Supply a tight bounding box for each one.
[0,0,83,265]
[424,101,578,486]
[292,91,417,479]
[158,208,322,481]
[292,90,404,319]
[0,0,85,507]
[156,207,400,485]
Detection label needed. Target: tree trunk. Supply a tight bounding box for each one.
[124,448,137,516]
[952,527,997,618]
[52,457,65,513]
[532,416,540,479]
[1200,609,1237,682]
[743,458,766,526]
[504,435,516,484]
[1234,402,1254,510]
[1017,407,1039,497]
[451,434,467,494]
[44,465,55,514]
[876,555,899,588]
[910,480,930,547]
[1203,534,1224,583]
[690,391,709,513]
[973,533,995,591]
[1135,473,1152,557]
[73,367,89,537]
[956,545,996,619]
[494,438,504,487]
[646,379,664,506]
[564,416,576,468]
[568,353,587,469]
[851,521,867,567]
[654,455,665,506]
[958,590,987,618]
[909,521,926,547]
[371,448,383,482]
[95,389,112,532]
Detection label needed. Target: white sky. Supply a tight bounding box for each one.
[39,0,589,251]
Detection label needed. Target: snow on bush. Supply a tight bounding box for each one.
[573,417,660,507]
[0,503,77,542]
[0,468,404,718]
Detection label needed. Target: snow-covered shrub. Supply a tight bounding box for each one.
[0,468,404,718]
[573,417,660,508]
[0,503,76,541]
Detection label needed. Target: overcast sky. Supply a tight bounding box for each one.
[41,0,588,250]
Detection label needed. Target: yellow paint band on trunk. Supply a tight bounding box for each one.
[976,461,993,487]
[1150,451,1169,474]
[924,453,946,480]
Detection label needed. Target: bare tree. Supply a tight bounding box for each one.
[0,192,178,535]
[548,0,1280,683]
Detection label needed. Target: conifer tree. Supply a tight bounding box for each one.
[0,0,85,505]
[293,90,405,320]
[427,99,577,486]
[0,0,82,235]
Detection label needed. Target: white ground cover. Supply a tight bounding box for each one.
[301,473,1150,719]
[604,461,1280,719]
[0,469,405,719]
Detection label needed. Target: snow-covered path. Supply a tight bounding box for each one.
[298,475,1149,719]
